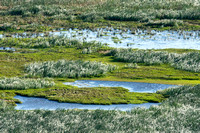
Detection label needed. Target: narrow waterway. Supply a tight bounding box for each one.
[14,95,161,111]
[15,80,176,111]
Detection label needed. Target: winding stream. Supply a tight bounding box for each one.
[15,80,176,111]
[14,95,160,111]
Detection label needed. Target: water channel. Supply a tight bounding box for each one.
[15,80,176,111]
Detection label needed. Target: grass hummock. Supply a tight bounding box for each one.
[0,77,54,90]
[25,60,116,78]
[110,49,200,72]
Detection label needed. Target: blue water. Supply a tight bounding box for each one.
[64,80,176,93]
[14,95,160,111]
[14,80,176,110]
[0,47,15,51]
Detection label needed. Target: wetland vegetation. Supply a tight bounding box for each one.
[0,0,200,33]
[0,84,199,132]
[0,0,200,132]
[0,77,54,90]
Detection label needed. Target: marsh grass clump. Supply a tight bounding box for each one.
[0,23,17,32]
[31,36,104,53]
[146,19,184,27]
[0,36,104,53]
[0,77,55,90]
[111,49,170,65]
[125,63,139,69]
[111,49,200,72]
[33,36,104,51]
[25,60,116,78]
[8,5,69,17]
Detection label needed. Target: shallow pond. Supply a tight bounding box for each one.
[14,95,160,111]
[64,80,176,93]
[1,28,200,49]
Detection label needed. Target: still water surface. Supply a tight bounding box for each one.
[14,95,160,111]
[64,80,176,93]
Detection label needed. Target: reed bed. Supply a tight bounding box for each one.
[110,49,200,72]
[0,77,54,90]
[25,60,116,78]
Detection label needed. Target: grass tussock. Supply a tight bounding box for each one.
[0,77,54,90]
[25,60,116,78]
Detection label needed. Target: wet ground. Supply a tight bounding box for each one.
[1,28,200,49]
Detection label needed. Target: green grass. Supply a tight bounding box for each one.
[0,77,55,90]
[1,47,200,84]
[15,85,165,105]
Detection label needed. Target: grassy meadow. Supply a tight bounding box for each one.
[0,0,200,132]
